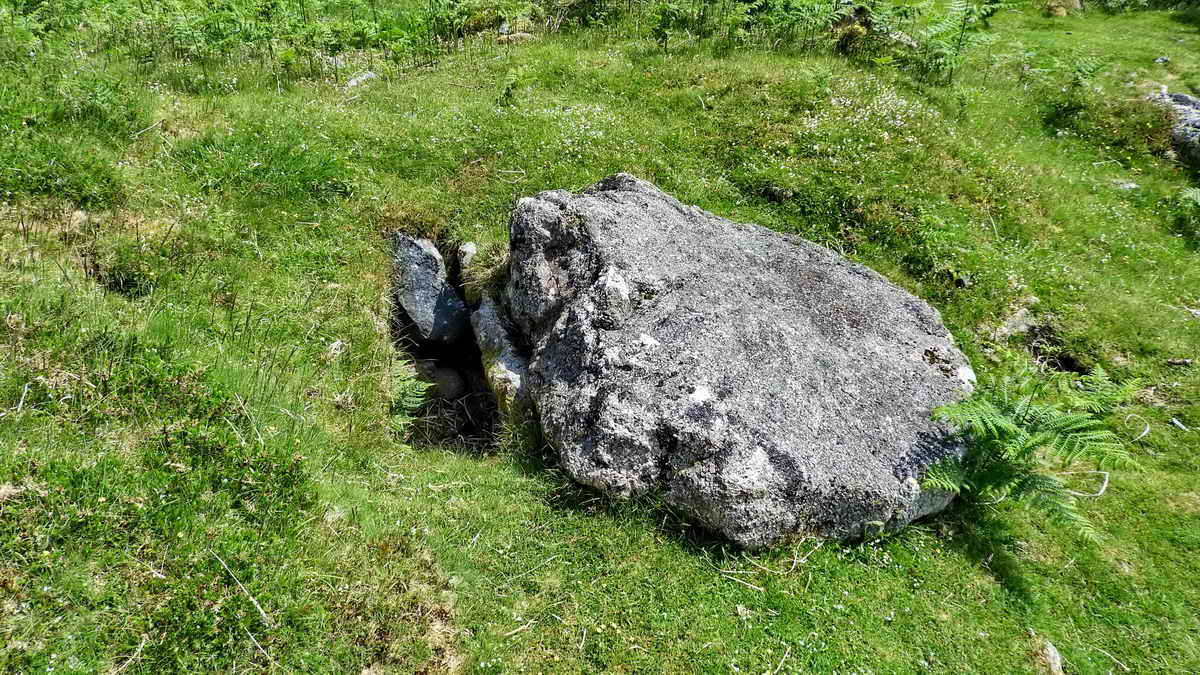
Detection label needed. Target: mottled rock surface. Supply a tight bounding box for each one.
[1152,92,1200,167]
[391,234,470,345]
[505,174,975,548]
[471,294,531,416]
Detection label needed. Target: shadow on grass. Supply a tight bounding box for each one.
[505,430,740,557]
[1169,197,1200,251]
[1169,8,1200,32]
[928,504,1036,602]
[421,402,1045,598]
[501,426,1045,591]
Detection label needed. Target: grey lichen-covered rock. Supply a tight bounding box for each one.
[458,241,479,272]
[392,234,470,345]
[345,70,378,88]
[458,242,483,305]
[497,32,536,45]
[1151,92,1200,167]
[506,174,975,549]
[471,294,531,416]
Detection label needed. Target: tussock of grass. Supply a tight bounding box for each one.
[173,122,355,202]
[0,138,125,207]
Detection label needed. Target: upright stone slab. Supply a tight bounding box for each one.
[391,234,470,345]
[471,294,531,416]
[505,174,975,548]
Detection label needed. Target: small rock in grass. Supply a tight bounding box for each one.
[1148,92,1200,167]
[1154,56,1170,64]
[497,32,536,45]
[994,296,1040,340]
[460,242,487,305]
[324,339,349,362]
[459,241,478,271]
[1036,638,1065,675]
[346,71,377,88]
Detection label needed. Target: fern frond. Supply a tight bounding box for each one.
[1181,187,1200,207]
[936,397,1020,439]
[1040,409,1102,434]
[1011,473,1101,543]
[923,458,968,494]
[1049,431,1138,470]
[1079,374,1138,415]
[935,363,1138,543]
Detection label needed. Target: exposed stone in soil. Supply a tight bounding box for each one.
[390,233,494,441]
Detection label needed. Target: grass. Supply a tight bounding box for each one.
[1,1,1199,672]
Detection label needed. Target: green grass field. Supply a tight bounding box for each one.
[1,1,1199,672]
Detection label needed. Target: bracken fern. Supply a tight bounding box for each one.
[926,366,1140,542]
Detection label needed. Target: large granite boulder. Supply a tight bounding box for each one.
[504,174,975,548]
[391,234,470,345]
